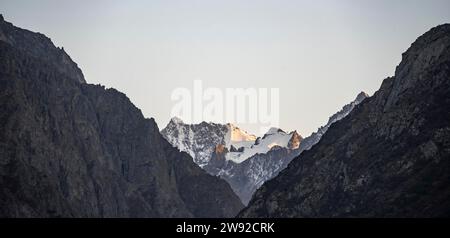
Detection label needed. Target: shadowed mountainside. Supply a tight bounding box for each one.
[239,24,450,218]
[0,15,243,218]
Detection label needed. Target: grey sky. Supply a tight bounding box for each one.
[1,0,450,136]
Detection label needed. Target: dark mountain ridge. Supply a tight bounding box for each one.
[239,24,450,217]
[0,15,243,217]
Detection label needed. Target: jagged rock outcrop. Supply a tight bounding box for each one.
[161,118,233,167]
[287,131,302,149]
[298,91,368,152]
[0,15,243,217]
[239,24,450,217]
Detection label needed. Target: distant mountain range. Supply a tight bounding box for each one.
[162,92,367,204]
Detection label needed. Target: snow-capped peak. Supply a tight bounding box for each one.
[161,118,300,165]
[161,118,230,167]
[170,116,184,125]
[228,123,257,144]
[265,127,285,136]
[161,91,368,205]
[225,128,301,164]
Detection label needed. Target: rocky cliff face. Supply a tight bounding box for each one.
[161,118,232,167]
[0,16,243,218]
[239,24,450,218]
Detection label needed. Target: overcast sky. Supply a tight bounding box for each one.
[2,0,450,136]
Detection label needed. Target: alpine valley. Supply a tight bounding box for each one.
[1,13,449,218]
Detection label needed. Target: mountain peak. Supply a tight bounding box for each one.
[265,127,285,135]
[287,130,302,149]
[355,91,369,103]
[229,124,257,142]
[0,16,86,84]
[170,116,184,125]
[385,23,450,109]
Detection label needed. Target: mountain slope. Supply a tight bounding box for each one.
[209,92,367,205]
[208,146,301,205]
[239,24,450,217]
[298,92,368,152]
[0,15,243,217]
